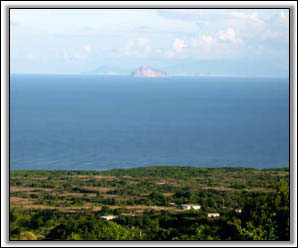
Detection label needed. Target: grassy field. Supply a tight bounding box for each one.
[9,166,289,240]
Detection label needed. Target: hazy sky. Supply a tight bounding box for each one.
[10,9,289,76]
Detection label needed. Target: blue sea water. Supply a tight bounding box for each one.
[10,74,289,170]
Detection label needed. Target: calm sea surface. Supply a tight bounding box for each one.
[10,74,289,170]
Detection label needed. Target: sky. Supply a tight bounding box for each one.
[10,9,290,77]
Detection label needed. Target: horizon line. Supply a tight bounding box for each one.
[9,73,289,79]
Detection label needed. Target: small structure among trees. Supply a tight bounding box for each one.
[100,215,117,221]
[180,204,201,210]
[207,213,220,218]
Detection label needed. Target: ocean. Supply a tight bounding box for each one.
[10,74,289,170]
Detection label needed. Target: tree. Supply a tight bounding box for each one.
[45,216,138,240]
[237,179,290,240]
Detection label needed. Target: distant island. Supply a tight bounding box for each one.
[131,65,167,78]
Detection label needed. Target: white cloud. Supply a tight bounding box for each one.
[137,38,151,53]
[280,11,287,19]
[64,44,92,62]
[191,35,214,48]
[260,30,288,42]
[201,35,214,45]
[165,50,175,58]
[229,12,265,29]
[218,28,242,44]
[173,39,187,52]
[180,30,247,60]
[278,10,289,25]
[83,44,91,53]
[164,38,188,58]
[123,38,152,57]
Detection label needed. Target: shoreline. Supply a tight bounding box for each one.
[10,165,289,172]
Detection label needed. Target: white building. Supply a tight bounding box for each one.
[207,213,220,218]
[192,205,201,210]
[100,215,117,221]
[181,204,201,210]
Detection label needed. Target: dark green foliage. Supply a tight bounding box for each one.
[236,178,290,240]
[45,215,138,240]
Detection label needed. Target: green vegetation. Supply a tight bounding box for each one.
[10,166,289,240]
